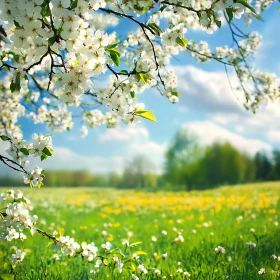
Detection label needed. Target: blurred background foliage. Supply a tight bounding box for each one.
[1,129,280,190]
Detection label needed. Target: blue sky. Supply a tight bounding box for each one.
[1,5,280,175]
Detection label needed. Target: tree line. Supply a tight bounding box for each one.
[163,130,280,190]
[1,129,279,190]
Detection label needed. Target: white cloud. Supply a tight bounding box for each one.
[99,125,166,173]
[99,125,149,142]
[0,141,124,174]
[267,130,280,143]
[39,147,124,174]
[0,125,166,176]
[173,65,245,114]
[183,121,272,155]
[174,65,280,144]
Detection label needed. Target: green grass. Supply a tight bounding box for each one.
[0,182,280,279]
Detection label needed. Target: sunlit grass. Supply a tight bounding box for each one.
[0,182,279,279]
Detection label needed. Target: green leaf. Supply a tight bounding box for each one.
[106,43,118,50]
[134,251,147,255]
[160,5,167,12]
[44,134,53,137]
[70,0,78,9]
[103,259,109,266]
[20,148,29,156]
[176,37,186,48]
[11,73,21,92]
[136,72,149,83]
[120,70,128,74]
[109,52,120,67]
[48,36,56,46]
[134,4,146,12]
[0,135,9,141]
[108,48,120,57]
[14,21,22,29]
[226,8,233,22]
[215,19,221,28]
[130,91,136,100]
[235,0,257,14]
[40,3,51,17]
[129,241,142,247]
[41,153,48,161]
[148,23,162,35]
[10,81,16,93]
[0,274,15,280]
[42,147,53,156]
[255,14,263,21]
[135,110,156,122]
[171,91,180,97]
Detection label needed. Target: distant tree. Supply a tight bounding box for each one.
[164,132,258,190]
[107,172,122,188]
[164,129,203,185]
[254,152,272,181]
[267,149,280,180]
[198,142,252,187]
[120,155,156,189]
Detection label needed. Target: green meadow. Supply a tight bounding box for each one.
[0,182,279,280]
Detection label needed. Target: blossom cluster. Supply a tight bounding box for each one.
[0,0,278,141]
[0,190,37,245]
[1,132,53,187]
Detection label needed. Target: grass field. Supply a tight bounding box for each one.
[0,182,280,280]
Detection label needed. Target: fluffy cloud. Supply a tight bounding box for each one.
[173,65,280,143]
[0,125,166,176]
[39,148,124,174]
[99,125,166,173]
[183,121,272,155]
[99,125,149,142]
[0,140,124,174]
[173,65,245,114]
[267,130,280,143]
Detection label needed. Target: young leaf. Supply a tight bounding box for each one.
[0,135,9,141]
[135,110,157,122]
[103,259,110,266]
[120,70,128,74]
[215,19,222,28]
[15,73,21,91]
[148,23,162,36]
[41,153,48,161]
[176,37,186,48]
[129,241,142,247]
[235,0,257,14]
[20,148,29,156]
[160,5,167,12]
[130,91,136,99]
[10,81,16,93]
[109,52,120,67]
[134,251,147,255]
[106,43,118,50]
[48,36,56,46]
[42,147,53,156]
[70,0,79,9]
[226,8,233,22]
